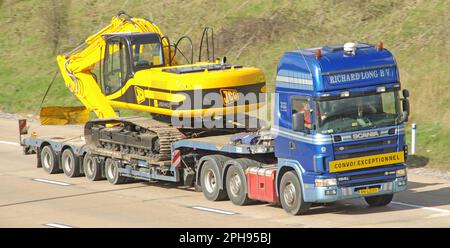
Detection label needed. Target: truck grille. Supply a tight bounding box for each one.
[338,170,396,187]
[335,147,397,160]
[333,137,397,160]
[339,178,393,188]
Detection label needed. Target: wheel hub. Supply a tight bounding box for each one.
[43,152,51,169]
[63,155,72,172]
[283,182,296,206]
[86,160,94,175]
[107,162,116,179]
[229,174,241,197]
[205,170,216,193]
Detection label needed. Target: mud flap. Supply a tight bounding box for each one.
[40,106,90,125]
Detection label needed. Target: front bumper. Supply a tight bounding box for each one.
[303,176,407,203]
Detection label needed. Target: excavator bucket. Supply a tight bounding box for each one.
[40,106,90,125]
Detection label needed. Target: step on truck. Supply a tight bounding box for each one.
[20,42,410,215]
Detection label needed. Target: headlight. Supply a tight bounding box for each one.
[396,169,407,177]
[315,178,337,187]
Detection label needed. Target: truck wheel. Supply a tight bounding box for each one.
[364,193,393,207]
[194,182,202,192]
[105,158,126,185]
[61,148,81,177]
[83,153,103,181]
[200,160,228,201]
[40,145,61,174]
[279,171,311,215]
[226,164,252,206]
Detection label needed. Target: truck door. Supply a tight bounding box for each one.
[102,38,129,96]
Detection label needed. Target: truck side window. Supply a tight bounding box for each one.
[292,97,311,130]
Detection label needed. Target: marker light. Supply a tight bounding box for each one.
[376,86,386,93]
[315,49,322,58]
[396,169,407,177]
[376,41,384,50]
[31,131,38,137]
[340,91,350,97]
[344,42,357,55]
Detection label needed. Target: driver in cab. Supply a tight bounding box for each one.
[292,99,311,130]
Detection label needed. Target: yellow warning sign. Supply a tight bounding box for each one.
[329,151,405,173]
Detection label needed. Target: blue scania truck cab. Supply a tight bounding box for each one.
[272,42,410,214]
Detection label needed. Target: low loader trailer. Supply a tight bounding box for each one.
[20,42,411,215]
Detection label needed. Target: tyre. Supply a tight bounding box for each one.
[36,148,42,168]
[200,159,228,201]
[364,193,393,207]
[226,164,252,206]
[83,153,103,181]
[40,145,61,174]
[279,171,311,215]
[105,158,126,185]
[194,182,202,192]
[61,148,81,177]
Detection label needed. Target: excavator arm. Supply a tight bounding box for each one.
[53,12,171,121]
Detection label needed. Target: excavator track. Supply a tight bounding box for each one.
[83,115,260,162]
[84,117,185,162]
[138,120,186,161]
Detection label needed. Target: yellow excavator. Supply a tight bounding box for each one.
[43,11,266,126]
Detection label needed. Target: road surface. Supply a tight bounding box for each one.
[0,117,449,227]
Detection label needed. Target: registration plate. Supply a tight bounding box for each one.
[358,187,379,195]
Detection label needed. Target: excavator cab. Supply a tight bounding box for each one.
[101,33,165,96]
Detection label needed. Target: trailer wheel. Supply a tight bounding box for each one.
[40,145,61,174]
[105,158,126,185]
[61,148,81,177]
[364,193,393,207]
[83,153,103,181]
[36,147,42,168]
[226,164,252,206]
[279,171,311,215]
[200,160,228,201]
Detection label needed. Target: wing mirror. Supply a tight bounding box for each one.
[400,89,410,123]
[292,112,305,132]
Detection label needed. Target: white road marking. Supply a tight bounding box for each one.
[44,223,74,228]
[392,201,450,213]
[191,206,237,215]
[33,178,72,186]
[0,140,20,146]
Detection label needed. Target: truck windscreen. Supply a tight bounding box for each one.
[316,91,401,134]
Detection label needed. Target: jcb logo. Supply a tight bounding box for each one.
[220,89,239,105]
[135,86,145,104]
